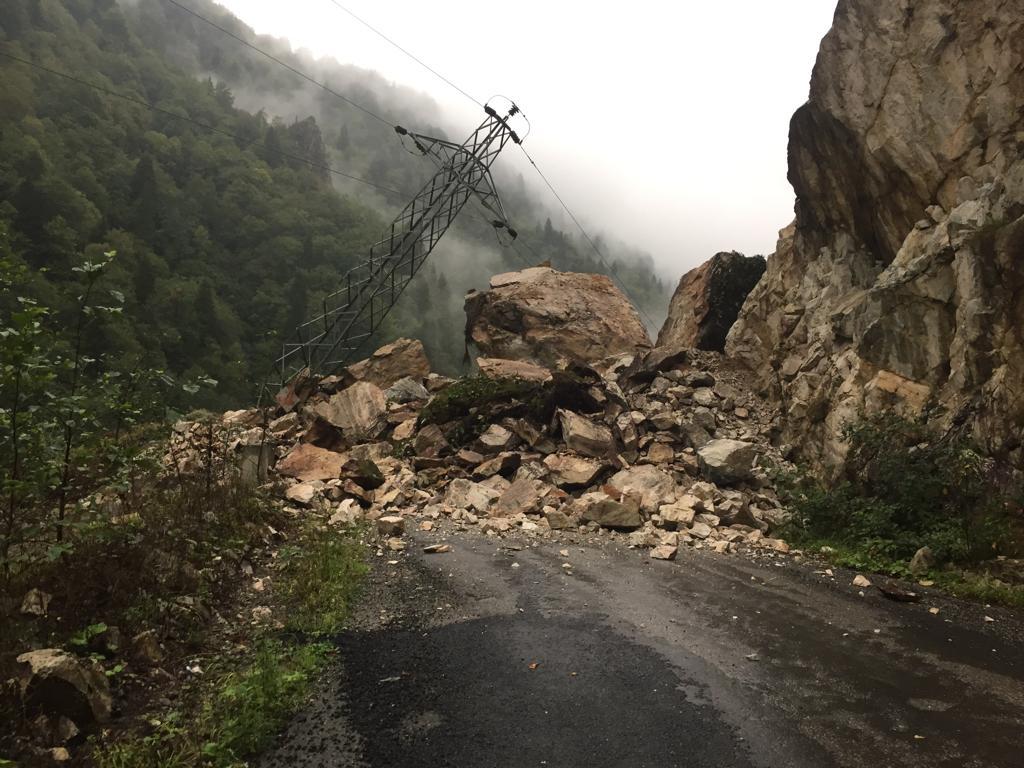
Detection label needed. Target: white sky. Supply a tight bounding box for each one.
[213,0,838,278]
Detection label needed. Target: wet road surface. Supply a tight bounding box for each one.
[258,529,1024,768]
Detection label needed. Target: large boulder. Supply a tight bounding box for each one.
[543,454,606,488]
[344,338,431,389]
[557,410,615,459]
[658,252,766,352]
[16,649,112,726]
[697,439,759,485]
[465,266,651,368]
[579,496,643,530]
[726,0,1024,475]
[311,381,387,442]
[276,443,345,482]
[606,465,676,514]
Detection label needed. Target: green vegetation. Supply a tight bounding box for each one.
[0,0,668,408]
[780,414,1023,605]
[277,524,368,636]
[418,374,546,446]
[93,640,332,768]
[88,522,366,768]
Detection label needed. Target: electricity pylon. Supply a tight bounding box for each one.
[273,98,525,388]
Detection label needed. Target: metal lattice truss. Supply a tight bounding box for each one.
[274,102,523,385]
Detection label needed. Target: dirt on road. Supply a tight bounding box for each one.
[258,526,1024,768]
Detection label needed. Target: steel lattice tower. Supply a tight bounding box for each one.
[273,99,524,387]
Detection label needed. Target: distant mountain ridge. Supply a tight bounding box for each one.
[0,0,667,406]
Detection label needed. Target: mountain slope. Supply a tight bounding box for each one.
[0,0,668,406]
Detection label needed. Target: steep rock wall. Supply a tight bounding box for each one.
[726,0,1024,474]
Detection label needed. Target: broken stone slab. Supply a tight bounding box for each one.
[392,418,416,441]
[456,447,485,466]
[341,457,385,490]
[493,478,548,517]
[376,515,406,537]
[130,630,164,666]
[697,439,760,485]
[909,546,935,575]
[645,443,675,464]
[276,443,345,482]
[688,521,713,539]
[606,465,676,515]
[544,507,574,530]
[284,482,319,506]
[650,544,679,561]
[414,424,450,458]
[329,499,364,527]
[558,409,615,458]
[345,338,431,389]
[16,649,112,726]
[476,357,553,383]
[311,381,387,441]
[477,424,516,454]
[621,345,690,385]
[385,376,430,404]
[444,478,501,513]
[658,500,696,529]
[472,451,522,479]
[580,497,643,530]
[542,453,606,488]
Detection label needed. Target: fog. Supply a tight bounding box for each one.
[212,0,838,280]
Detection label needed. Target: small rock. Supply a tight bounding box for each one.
[20,588,52,617]
[284,482,318,506]
[16,649,112,725]
[423,544,451,554]
[909,546,935,576]
[130,630,165,666]
[377,515,406,537]
[688,521,713,539]
[852,574,872,588]
[650,545,678,561]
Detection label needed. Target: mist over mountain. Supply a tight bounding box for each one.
[0,0,668,406]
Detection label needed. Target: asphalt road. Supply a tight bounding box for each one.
[258,528,1024,768]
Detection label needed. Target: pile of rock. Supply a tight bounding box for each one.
[178,273,794,561]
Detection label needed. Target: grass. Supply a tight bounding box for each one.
[799,539,1024,608]
[276,525,368,636]
[87,525,367,767]
[93,640,331,768]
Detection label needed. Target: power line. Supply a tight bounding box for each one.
[517,144,660,330]
[161,0,395,129]
[324,0,484,109]
[0,50,408,197]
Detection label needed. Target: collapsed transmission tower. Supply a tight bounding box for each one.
[272,98,526,390]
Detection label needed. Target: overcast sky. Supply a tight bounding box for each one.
[213,0,838,278]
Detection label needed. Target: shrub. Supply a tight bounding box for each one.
[781,414,1014,566]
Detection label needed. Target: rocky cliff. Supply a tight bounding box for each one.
[726,0,1024,474]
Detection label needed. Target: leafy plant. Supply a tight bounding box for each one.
[277,526,367,635]
[781,414,1016,567]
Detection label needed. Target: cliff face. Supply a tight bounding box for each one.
[727,0,1024,473]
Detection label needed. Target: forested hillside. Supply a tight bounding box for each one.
[0,0,668,407]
